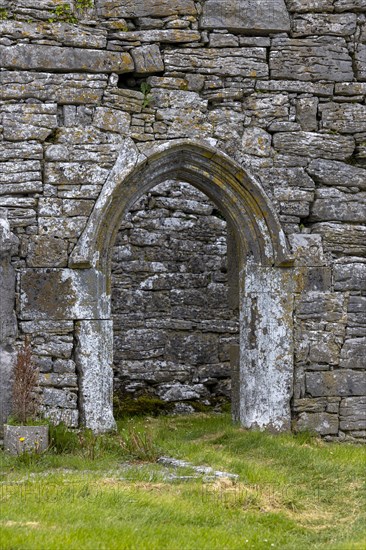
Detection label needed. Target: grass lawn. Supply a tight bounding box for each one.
[0,413,365,549]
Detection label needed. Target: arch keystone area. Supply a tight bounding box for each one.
[71,140,295,433]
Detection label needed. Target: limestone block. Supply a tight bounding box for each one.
[335,82,366,96]
[33,337,74,359]
[38,216,87,239]
[1,103,58,142]
[43,408,79,428]
[4,425,49,455]
[20,268,110,321]
[53,359,76,374]
[244,93,289,125]
[257,79,333,95]
[307,159,366,190]
[295,291,347,323]
[296,412,339,435]
[288,234,325,266]
[241,127,272,157]
[131,44,164,75]
[340,338,366,369]
[286,0,334,11]
[308,332,342,364]
[296,97,318,131]
[270,37,353,82]
[45,162,109,187]
[75,320,116,432]
[42,387,77,409]
[334,262,366,291]
[355,44,366,81]
[306,371,365,397]
[20,320,74,335]
[96,0,197,17]
[261,167,315,189]
[309,189,366,223]
[0,142,43,161]
[334,1,366,12]
[0,160,42,193]
[39,373,77,387]
[292,13,357,36]
[109,30,201,43]
[0,21,107,49]
[0,71,108,104]
[240,265,294,431]
[320,103,366,134]
[339,397,366,431]
[0,44,134,74]
[201,0,290,33]
[273,132,355,160]
[27,236,68,268]
[157,383,209,402]
[166,333,219,365]
[310,223,366,256]
[93,107,131,134]
[164,48,268,78]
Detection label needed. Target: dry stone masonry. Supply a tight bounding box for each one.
[112,181,238,409]
[0,0,365,441]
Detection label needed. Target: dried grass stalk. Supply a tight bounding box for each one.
[12,339,39,424]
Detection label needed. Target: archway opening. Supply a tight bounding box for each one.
[71,140,294,433]
[111,180,240,417]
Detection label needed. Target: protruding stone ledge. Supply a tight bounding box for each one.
[201,0,291,34]
[0,44,134,73]
[97,0,197,18]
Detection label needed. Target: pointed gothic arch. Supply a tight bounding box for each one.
[71,139,295,433]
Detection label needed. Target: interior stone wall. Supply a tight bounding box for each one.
[0,0,365,440]
[111,180,238,409]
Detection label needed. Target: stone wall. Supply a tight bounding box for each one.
[0,0,365,440]
[112,180,238,408]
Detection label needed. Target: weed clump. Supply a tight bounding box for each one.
[113,395,174,418]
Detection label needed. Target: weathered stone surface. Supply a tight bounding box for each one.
[286,1,334,12]
[310,223,366,256]
[20,269,109,320]
[165,48,268,77]
[295,412,339,435]
[201,0,290,33]
[0,103,58,142]
[355,44,366,80]
[289,234,325,267]
[0,71,108,104]
[320,102,366,134]
[307,159,366,190]
[306,371,365,397]
[109,29,201,43]
[296,97,318,132]
[309,189,366,223]
[334,262,366,291]
[93,107,131,134]
[27,236,68,268]
[97,0,197,18]
[340,338,366,369]
[0,44,134,73]
[75,320,116,432]
[273,132,355,160]
[4,425,49,455]
[270,37,353,82]
[292,13,357,36]
[0,21,107,49]
[339,397,366,431]
[131,44,164,75]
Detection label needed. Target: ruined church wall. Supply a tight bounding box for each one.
[0,0,365,439]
